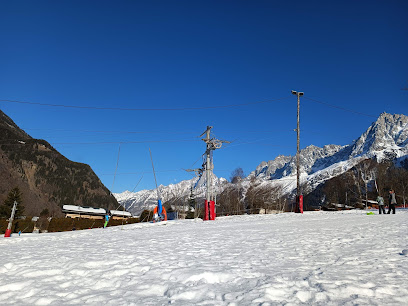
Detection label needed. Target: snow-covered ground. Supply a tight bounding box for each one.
[1,210,407,305]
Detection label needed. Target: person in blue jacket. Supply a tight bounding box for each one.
[104,214,110,228]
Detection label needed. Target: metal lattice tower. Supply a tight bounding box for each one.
[200,126,229,203]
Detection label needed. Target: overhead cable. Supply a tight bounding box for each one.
[0,96,291,111]
[304,97,377,118]
[0,138,200,145]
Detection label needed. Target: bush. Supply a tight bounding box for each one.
[47,217,140,232]
[125,217,140,225]
[0,219,35,234]
[0,216,140,234]
[48,218,104,232]
[14,219,35,233]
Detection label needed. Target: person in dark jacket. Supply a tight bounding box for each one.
[387,190,397,214]
[377,194,386,214]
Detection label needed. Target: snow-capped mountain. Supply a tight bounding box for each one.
[252,144,345,180]
[250,112,408,193]
[349,112,408,159]
[114,174,227,215]
[116,113,408,212]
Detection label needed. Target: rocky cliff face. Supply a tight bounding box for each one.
[0,110,118,216]
[252,144,345,180]
[349,113,408,159]
[252,114,408,181]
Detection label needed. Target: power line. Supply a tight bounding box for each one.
[0,96,291,111]
[0,138,200,145]
[301,129,356,141]
[111,144,121,193]
[19,127,355,142]
[3,127,354,146]
[131,174,144,192]
[304,96,377,118]
[221,136,294,149]
[189,154,205,168]
[21,128,198,135]
[25,169,182,180]
[1,96,379,118]
[0,137,319,148]
[99,170,181,175]
[33,168,236,180]
[27,170,301,181]
[52,139,201,145]
[20,127,298,136]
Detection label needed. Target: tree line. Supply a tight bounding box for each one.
[113,159,408,220]
[305,158,408,210]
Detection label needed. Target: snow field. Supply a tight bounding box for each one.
[0,210,407,305]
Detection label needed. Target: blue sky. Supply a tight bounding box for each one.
[1,0,407,193]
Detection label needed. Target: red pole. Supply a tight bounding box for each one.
[209,201,215,220]
[4,201,17,237]
[204,200,209,221]
[4,229,12,238]
[295,195,304,214]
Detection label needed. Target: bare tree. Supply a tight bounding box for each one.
[217,184,241,215]
[230,167,245,184]
[372,160,392,196]
[245,181,287,214]
[388,166,408,208]
[355,159,377,208]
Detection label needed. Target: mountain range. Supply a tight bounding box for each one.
[115,112,408,214]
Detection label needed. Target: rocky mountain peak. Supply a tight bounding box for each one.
[253,113,408,181]
[0,110,31,140]
[350,113,408,158]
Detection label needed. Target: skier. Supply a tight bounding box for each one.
[104,214,110,228]
[387,190,397,214]
[376,194,386,214]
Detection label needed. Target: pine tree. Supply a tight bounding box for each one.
[0,187,24,218]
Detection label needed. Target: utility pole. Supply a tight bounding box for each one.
[199,126,229,220]
[203,126,212,204]
[291,90,304,213]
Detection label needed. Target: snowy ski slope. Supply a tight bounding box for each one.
[0,210,407,305]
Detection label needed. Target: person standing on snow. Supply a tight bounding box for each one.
[387,190,397,214]
[377,194,386,214]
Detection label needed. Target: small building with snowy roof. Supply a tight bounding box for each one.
[62,205,107,219]
[109,210,132,220]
